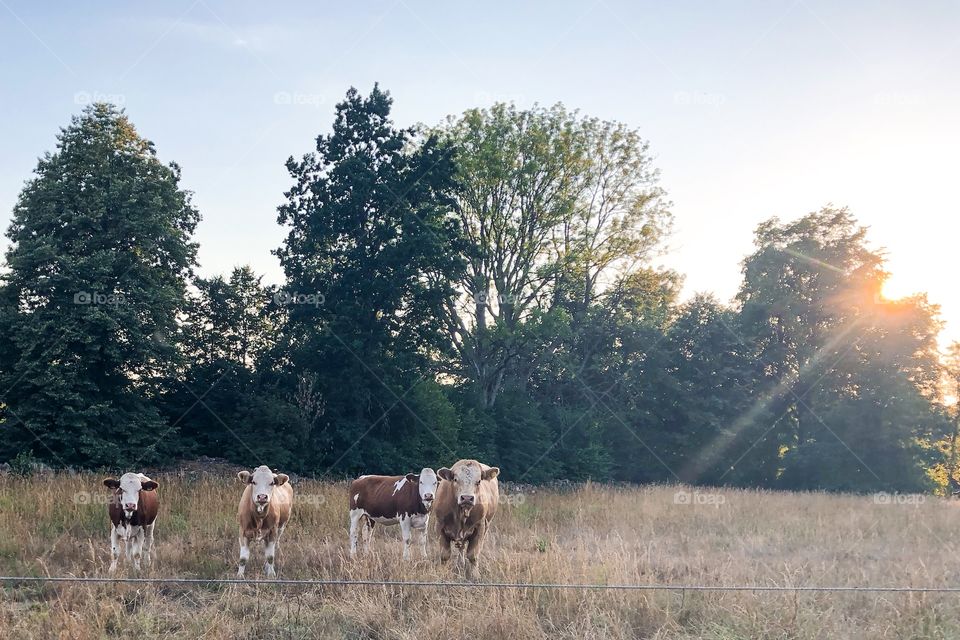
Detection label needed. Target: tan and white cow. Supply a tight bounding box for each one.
[433,459,499,577]
[349,468,438,560]
[236,465,293,578]
[102,472,160,573]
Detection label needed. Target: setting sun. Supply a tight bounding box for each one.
[880,273,915,301]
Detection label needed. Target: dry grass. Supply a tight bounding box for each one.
[1,474,959,639]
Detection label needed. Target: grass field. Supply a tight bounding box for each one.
[1,473,959,639]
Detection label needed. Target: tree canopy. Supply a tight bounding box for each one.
[0,103,198,467]
[0,91,952,493]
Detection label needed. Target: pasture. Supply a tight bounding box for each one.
[1,473,959,639]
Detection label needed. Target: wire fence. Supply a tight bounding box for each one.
[2,576,960,593]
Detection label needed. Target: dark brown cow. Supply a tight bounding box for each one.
[434,459,499,577]
[102,472,160,573]
[349,468,438,559]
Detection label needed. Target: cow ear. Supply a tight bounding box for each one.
[237,471,252,484]
[273,473,289,486]
[103,477,120,489]
[141,480,159,491]
[482,467,500,481]
[437,468,453,481]
[405,473,418,482]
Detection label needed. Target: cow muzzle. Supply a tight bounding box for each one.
[458,495,475,506]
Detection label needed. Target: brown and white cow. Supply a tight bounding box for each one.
[433,459,499,577]
[349,468,438,560]
[103,472,160,573]
[236,465,293,578]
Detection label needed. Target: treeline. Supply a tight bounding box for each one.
[0,86,956,492]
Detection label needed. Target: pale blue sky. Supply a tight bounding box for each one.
[2,1,958,343]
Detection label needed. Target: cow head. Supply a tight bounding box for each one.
[413,467,438,510]
[437,460,499,512]
[238,465,289,515]
[103,472,159,519]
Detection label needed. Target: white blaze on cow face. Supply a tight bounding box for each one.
[238,465,290,515]
[108,473,157,518]
[418,468,438,509]
[438,462,499,509]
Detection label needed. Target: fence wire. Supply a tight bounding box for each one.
[2,576,959,592]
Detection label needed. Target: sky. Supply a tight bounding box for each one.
[1,0,958,345]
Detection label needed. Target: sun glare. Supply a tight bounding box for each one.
[880,274,914,301]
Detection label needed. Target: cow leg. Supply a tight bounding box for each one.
[418,518,429,558]
[108,525,121,574]
[131,528,143,572]
[142,522,155,567]
[349,509,364,557]
[237,533,251,578]
[400,516,413,561]
[465,524,486,579]
[361,518,375,553]
[264,532,278,577]
[122,526,135,566]
[419,529,429,558]
[438,533,452,564]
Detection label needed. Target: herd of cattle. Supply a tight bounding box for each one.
[101,458,501,578]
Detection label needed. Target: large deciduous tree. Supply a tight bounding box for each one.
[0,103,199,467]
[274,85,464,472]
[732,207,942,490]
[436,103,671,408]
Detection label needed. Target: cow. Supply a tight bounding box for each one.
[349,468,438,560]
[433,459,500,577]
[102,472,160,573]
[236,465,293,578]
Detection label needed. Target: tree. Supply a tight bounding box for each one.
[274,85,464,472]
[436,103,671,408]
[663,295,754,484]
[158,265,295,464]
[944,343,960,492]
[182,266,276,369]
[0,103,199,467]
[734,207,942,490]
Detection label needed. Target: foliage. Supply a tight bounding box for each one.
[0,103,198,467]
[271,85,465,473]
[0,95,951,493]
